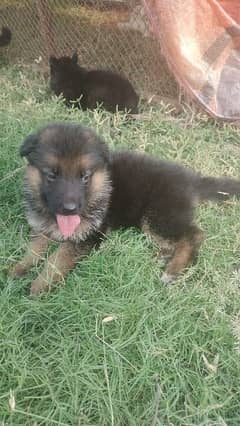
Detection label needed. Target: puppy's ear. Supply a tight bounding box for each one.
[20,134,39,163]
[71,51,78,64]
[49,55,57,67]
[100,140,111,165]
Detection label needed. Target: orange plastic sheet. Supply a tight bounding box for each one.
[143,0,240,120]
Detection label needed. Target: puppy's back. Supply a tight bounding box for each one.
[108,152,196,230]
[84,70,139,113]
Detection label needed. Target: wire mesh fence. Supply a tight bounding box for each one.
[0,0,178,98]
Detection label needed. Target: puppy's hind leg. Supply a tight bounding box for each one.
[9,234,50,278]
[142,220,174,264]
[162,226,204,284]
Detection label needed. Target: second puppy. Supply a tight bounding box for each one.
[49,52,139,113]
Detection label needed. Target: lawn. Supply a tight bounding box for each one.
[0,64,240,425]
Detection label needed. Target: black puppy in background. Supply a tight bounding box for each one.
[49,52,139,113]
[0,26,12,47]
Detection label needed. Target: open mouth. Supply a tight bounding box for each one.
[56,214,81,238]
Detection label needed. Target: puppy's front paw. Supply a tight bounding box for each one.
[161,272,177,284]
[9,263,28,278]
[30,279,48,296]
[158,254,171,267]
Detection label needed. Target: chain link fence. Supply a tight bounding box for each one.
[0,0,178,98]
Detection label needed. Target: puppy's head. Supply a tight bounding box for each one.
[49,52,79,96]
[49,51,78,69]
[20,123,111,239]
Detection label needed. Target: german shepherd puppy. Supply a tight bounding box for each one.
[10,123,240,295]
[49,52,139,113]
[0,26,12,47]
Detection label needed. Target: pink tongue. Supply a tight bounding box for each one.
[56,214,81,238]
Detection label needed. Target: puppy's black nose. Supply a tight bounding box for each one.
[63,202,77,214]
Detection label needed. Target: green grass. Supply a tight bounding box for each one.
[0,64,240,425]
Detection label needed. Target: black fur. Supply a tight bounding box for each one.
[20,134,39,161]
[0,26,12,47]
[49,53,139,113]
[19,123,240,284]
[196,176,240,201]
[107,152,240,239]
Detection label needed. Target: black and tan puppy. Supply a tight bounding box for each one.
[0,26,12,47]
[49,52,139,113]
[10,123,240,295]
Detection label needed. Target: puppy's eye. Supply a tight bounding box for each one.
[46,170,57,182]
[80,170,90,183]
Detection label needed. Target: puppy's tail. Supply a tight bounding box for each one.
[0,26,12,47]
[196,175,240,202]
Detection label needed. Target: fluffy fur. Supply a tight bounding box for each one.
[10,122,240,294]
[49,52,139,113]
[0,26,12,47]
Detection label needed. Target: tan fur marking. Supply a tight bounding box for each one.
[79,154,92,170]
[26,166,42,191]
[30,241,93,295]
[142,220,174,258]
[91,169,108,193]
[165,228,204,277]
[44,154,59,169]
[58,154,93,176]
[165,239,194,277]
[9,235,50,277]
